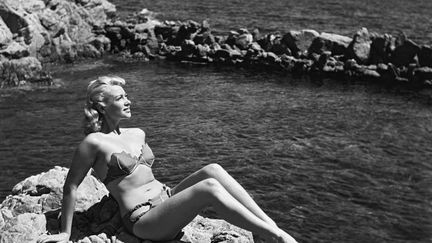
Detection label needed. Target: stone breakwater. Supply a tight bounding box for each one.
[109,18,432,88]
[1,1,432,88]
[0,166,253,243]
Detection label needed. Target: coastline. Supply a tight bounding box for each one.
[0,0,431,89]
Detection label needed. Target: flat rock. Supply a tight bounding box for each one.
[308,32,352,56]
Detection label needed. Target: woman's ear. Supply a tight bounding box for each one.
[96,103,105,114]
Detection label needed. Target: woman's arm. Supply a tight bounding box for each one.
[38,135,99,243]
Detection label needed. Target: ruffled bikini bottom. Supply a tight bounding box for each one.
[121,184,172,234]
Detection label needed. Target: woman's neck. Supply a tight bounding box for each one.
[101,117,121,134]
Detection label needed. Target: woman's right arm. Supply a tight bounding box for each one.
[38,135,99,243]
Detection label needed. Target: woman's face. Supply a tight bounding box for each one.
[102,85,132,121]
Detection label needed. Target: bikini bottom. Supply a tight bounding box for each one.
[121,184,172,234]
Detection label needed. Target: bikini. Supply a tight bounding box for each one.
[102,143,172,234]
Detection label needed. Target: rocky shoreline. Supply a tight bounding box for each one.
[0,166,253,243]
[1,0,432,88]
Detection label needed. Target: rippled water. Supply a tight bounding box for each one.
[1,1,432,242]
[1,59,432,242]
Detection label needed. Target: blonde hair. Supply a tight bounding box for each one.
[83,76,126,135]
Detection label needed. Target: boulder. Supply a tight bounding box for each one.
[369,34,393,64]
[0,0,115,60]
[0,40,29,58]
[414,67,432,81]
[0,16,13,47]
[391,36,420,67]
[0,213,46,243]
[235,29,253,50]
[0,167,253,243]
[418,45,432,67]
[346,27,371,64]
[282,29,319,57]
[80,0,117,27]
[0,56,50,87]
[308,32,352,56]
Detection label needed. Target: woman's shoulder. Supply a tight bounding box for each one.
[81,132,104,149]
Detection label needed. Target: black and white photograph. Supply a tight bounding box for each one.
[0,0,431,242]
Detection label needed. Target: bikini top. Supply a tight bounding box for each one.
[103,143,155,185]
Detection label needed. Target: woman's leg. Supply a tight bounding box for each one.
[133,178,294,242]
[171,163,277,227]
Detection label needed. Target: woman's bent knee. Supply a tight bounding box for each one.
[202,163,225,176]
[198,178,223,195]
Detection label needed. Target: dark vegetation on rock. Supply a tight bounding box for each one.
[1,1,432,88]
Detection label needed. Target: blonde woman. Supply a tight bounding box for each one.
[37,76,297,243]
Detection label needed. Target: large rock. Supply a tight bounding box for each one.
[282,29,319,57]
[346,27,371,64]
[0,16,12,47]
[369,34,393,64]
[391,34,420,67]
[0,0,115,61]
[0,40,29,58]
[235,28,253,50]
[0,167,253,243]
[418,45,432,67]
[308,32,352,56]
[0,56,50,87]
[0,0,116,86]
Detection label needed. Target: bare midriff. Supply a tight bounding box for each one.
[105,164,165,216]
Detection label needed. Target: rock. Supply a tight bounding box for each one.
[282,29,319,57]
[0,213,46,243]
[346,27,371,64]
[77,43,101,58]
[268,35,291,56]
[414,67,432,80]
[0,167,253,243]
[257,33,281,52]
[172,22,199,46]
[81,0,117,27]
[0,40,29,58]
[251,28,260,41]
[313,51,332,71]
[0,0,116,86]
[308,32,352,56]
[89,35,111,52]
[418,45,432,67]
[359,69,381,79]
[0,16,13,47]
[391,38,420,67]
[235,29,253,50]
[0,0,115,57]
[264,51,280,63]
[0,56,50,87]
[201,19,210,31]
[369,34,393,64]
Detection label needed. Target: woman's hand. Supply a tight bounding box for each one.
[37,232,70,243]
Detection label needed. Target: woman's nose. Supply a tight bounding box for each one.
[125,97,131,106]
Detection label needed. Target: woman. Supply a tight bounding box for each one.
[37,76,297,243]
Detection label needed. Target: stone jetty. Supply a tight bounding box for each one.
[1,0,432,88]
[0,166,253,243]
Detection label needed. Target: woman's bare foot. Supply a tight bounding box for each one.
[276,228,298,243]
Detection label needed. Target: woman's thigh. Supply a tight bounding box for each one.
[132,180,214,240]
[171,163,223,195]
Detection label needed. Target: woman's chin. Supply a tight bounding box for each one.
[122,113,132,119]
